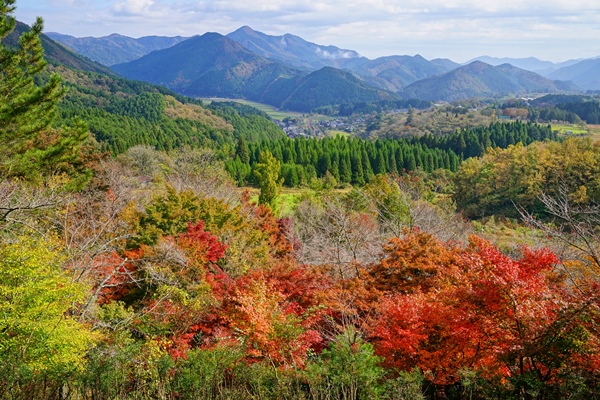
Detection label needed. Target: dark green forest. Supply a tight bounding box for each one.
[227,121,555,187]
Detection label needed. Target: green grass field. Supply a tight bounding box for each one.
[551,123,589,136]
[241,186,353,216]
[199,98,304,120]
[327,130,351,137]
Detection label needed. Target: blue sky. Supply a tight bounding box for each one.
[13,0,600,63]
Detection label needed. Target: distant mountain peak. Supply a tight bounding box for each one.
[47,31,190,66]
[401,62,579,101]
[226,26,363,70]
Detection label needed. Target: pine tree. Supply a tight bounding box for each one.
[236,136,250,164]
[340,152,352,183]
[0,1,89,182]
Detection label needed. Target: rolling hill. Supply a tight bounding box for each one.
[401,61,579,101]
[46,32,188,66]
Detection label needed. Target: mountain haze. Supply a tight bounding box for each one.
[112,32,298,98]
[548,58,600,91]
[227,26,458,92]
[401,61,579,101]
[47,32,188,66]
[349,54,458,92]
[47,25,585,107]
[3,21,114,75]
[469,55,586,76]
[227,26,365,71]
[111,33,398,111]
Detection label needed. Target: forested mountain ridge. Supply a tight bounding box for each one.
[55,64,285,153]
[46,32,189,66]
[227,26,459,92]
[226,25,366,71]
[112,33,399,111]
[112,32,301,98]
[548,58,600,91]
[3,20,114,75]
[51,25,588,108]
[349,54,459,92]
[261,67,398,112]
[4,20,286,155]
[468,55,582,74]
[401,61,580,101]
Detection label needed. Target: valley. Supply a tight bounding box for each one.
[3,3,600,399]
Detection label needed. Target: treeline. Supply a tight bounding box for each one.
[525,94,600,124]
[227,121,556,187]
[558,100,600,124]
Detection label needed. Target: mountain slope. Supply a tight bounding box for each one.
[226,26,457,93]
[3,21,114,75]
[401,61,579,101]
[468,55,586,76]
[263,67,398,111]
[112,32,298,98]
[227,26,365,71]
[46,32,188,66]
[548,58,600,91]
[349,54,458,92]
[112,33,397,111]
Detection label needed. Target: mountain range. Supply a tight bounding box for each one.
[112,32,396,112]
[547,58,600,91]
[467,56,584,75]
[401,61,580,102]
[4,21,114,76]
[46,32,189,66]
[226,26,366,71]
[46,25,599,109]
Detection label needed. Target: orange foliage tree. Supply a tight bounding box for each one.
[369,233,600,394]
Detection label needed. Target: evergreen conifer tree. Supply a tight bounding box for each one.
[0,1,89,182]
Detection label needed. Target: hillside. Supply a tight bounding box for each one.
[227,25,366,71]
[7,8,600,399]
[6,21,284,155]
[2,21,114,75]
[264,67,398,111]
[112,33,397,111]
[46,32,188,66]
[112,32,299,98]
[226,27,458,93]
[401,61,579,101]
[54,65,284,153]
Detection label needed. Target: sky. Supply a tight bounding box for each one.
[13,0,600,63]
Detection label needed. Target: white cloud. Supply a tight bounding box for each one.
[13,0,600,62]
[112,0,156,16]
